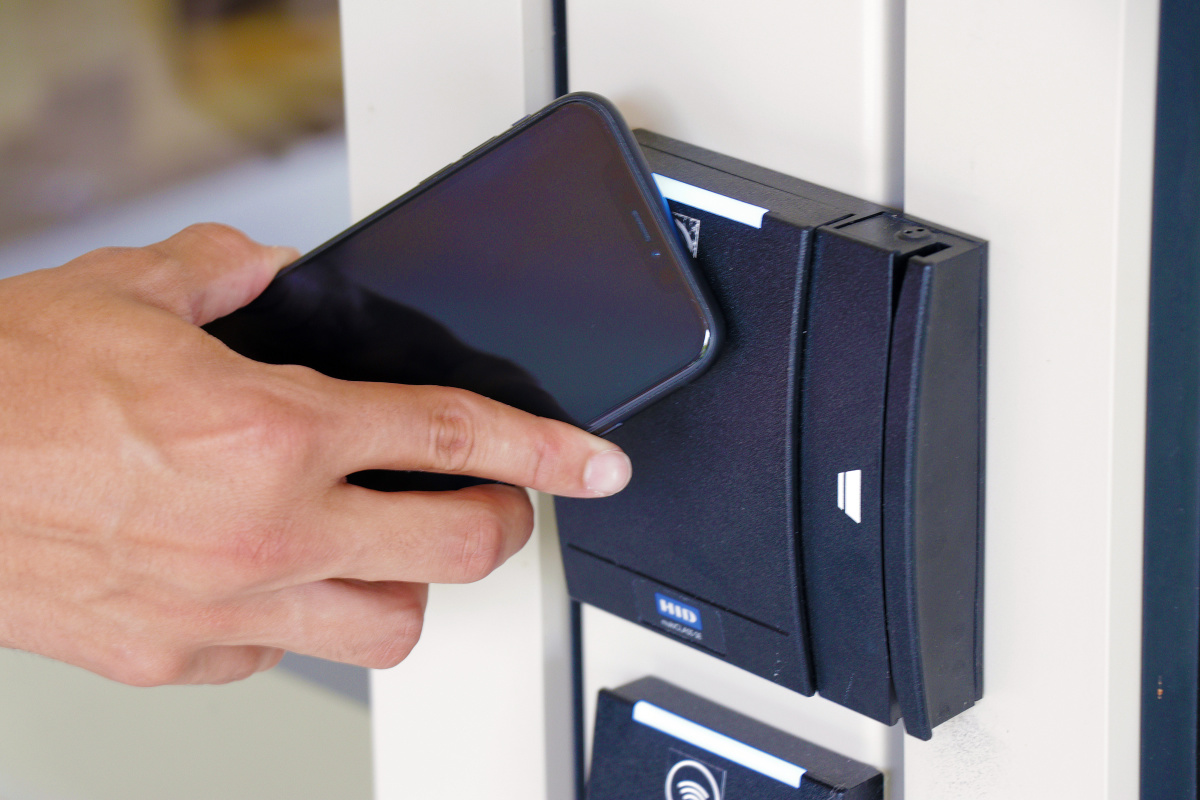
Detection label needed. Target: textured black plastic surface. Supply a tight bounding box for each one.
[588,677,883,800]
[798,224,901,724]
[881,236,986,740]
[556,135,857,695]
[798,214,985,731]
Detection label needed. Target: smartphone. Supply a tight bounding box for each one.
[205,93,721,439]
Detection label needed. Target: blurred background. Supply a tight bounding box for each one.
[0,0,343,246]
[0,1,373,797]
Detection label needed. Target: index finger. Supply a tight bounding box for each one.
[319,381,632,498]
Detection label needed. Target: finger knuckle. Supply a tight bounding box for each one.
[219,524,295,586]
[231,393,320,481]
[525,431,566,489]
[453,504,511,583]
[191,602,245,640]
[182,222,256,255]
[77,245,176,293]
[84,244,141,265]
[188,397,318,588]
[185,513,297,593]
[427,392,479,473]
[243,404,305,459]
[215,648,277,685]
[114,650,191,687]
[361,606,425,669]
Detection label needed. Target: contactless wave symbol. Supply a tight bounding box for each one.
[675,780,711,800]
[666,759,722,800]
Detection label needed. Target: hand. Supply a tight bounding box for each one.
[0,224,631,686]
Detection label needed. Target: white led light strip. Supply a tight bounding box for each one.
[652,174,768,229]
[632,700,806,788]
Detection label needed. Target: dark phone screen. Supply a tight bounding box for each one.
[206,100,712,429]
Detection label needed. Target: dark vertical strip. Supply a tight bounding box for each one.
[1141,0,1200,796]
[558,4,579,795]
[570,599,587,800]
[552,0,569,97]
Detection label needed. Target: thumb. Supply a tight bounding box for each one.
[133,223,299,325]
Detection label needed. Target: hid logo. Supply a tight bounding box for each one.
[656,593,702,630]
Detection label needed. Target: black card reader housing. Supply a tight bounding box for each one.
[555,131,986,740]
[588,677,884,799]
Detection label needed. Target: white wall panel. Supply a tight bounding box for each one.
[340,3,566,798]
[341,0,551,216]
[903,2,1158,797]
[369,494,574,800]
[568,0,905,206]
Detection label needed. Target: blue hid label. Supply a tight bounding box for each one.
[632,581,727,653]
[655,593,703,630]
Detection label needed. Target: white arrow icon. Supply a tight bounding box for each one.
[837,470,862,524]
